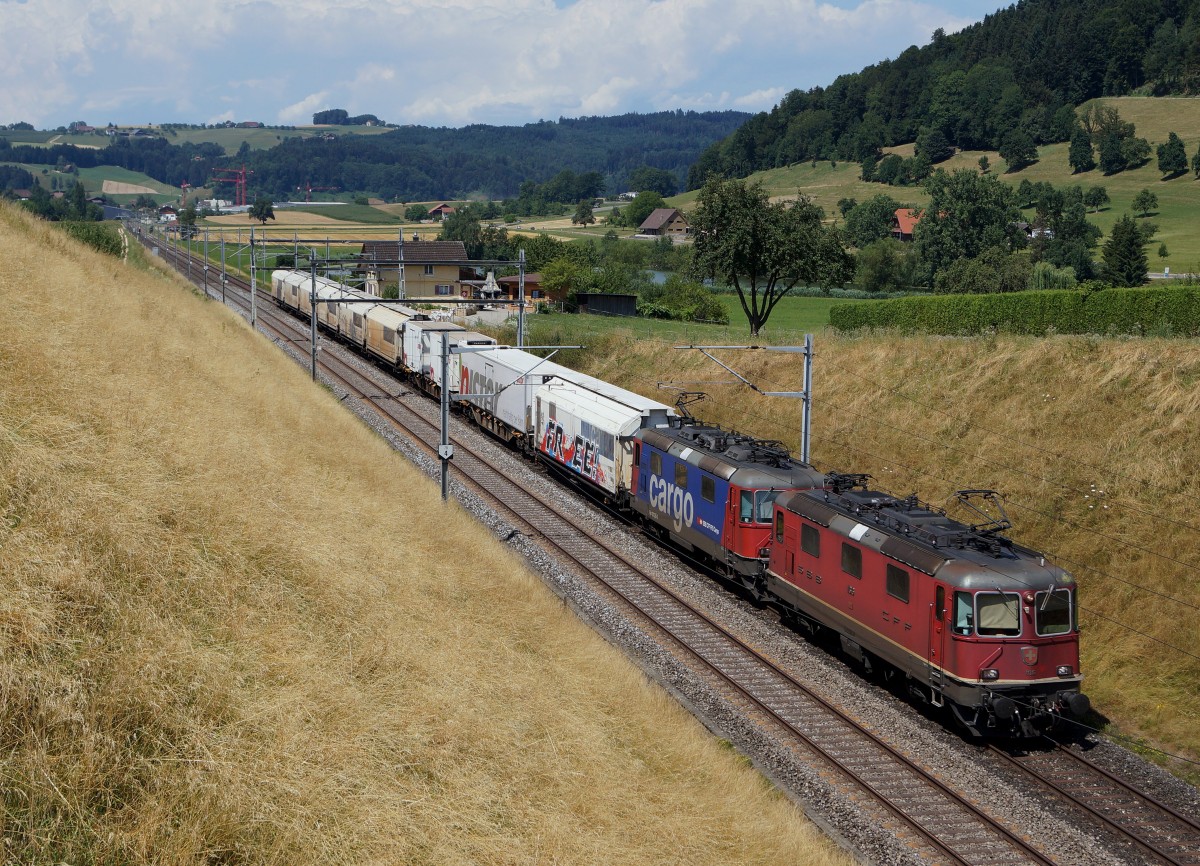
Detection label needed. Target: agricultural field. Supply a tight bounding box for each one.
[1,200,847,865]
[2,162,181,203]
[166,123,395,154]
[670,96,1200,267]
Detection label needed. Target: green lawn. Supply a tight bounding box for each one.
[509,294,862,348]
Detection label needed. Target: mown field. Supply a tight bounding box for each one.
[543,325,1200,782]
[670,97,1200,267]
[0,201,849,864]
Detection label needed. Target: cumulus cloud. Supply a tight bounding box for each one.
[1,0,998,127]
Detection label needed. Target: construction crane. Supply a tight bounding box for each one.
[296,182,338,203]
[211,165,250,207]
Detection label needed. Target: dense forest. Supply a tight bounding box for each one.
[240,111,748,201]
[0,111,748,202]
[689,0,1200,187]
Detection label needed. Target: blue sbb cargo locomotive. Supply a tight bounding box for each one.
[767,474,1089,737]
[630,419,825,589]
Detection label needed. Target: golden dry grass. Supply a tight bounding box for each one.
[565,329,1200,774]
[0,202,849,864]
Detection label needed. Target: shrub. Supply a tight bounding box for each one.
[59,221,122,257]
[829,285,1200,337]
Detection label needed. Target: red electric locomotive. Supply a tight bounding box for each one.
[766,474,1089,737]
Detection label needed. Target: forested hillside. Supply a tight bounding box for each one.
[1,111,748,202]
[690,0,1200,186]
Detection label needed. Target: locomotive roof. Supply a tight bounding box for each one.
[640,423,825,490]
[777,479,1072,591]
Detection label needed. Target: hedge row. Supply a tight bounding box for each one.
[59,221,123,258]
[829,285,1200,337]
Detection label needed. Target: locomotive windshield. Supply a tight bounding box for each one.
[1035,589,1072,635]
[739,490,779,524]
[976,592,1022,636]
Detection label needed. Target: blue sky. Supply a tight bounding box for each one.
[0,0,1005,129]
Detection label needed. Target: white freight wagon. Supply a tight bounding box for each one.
[533,378,674,498]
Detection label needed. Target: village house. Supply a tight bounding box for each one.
[638,207,690,238]
[891,208,923,241]
[354,240,467,297]
[427,203,456,221]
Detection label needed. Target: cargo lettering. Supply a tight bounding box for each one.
[647,474,694,533]
[461,368,498,412]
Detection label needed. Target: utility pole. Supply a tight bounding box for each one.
[249,227,257,330]
[517,248,526,348]
[220,237,227,304]
[309,252,318,381]
[439,340,452,500]
[203,229,210,297]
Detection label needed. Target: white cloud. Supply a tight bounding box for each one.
[0,0,1002,127]
[278,91,331,125]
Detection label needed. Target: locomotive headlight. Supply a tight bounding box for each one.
[1056,664,1074,677]
[980,668,1000,681]
[759,547,771,558]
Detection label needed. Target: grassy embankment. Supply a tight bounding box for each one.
[671,96,1200,267]
[0,201,848,865]
[526,322,1200,781]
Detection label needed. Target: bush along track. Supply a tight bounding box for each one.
[829,285,1200,337]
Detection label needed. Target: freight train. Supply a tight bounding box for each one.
[270,269,1089,738]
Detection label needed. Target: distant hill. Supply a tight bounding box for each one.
[3,111,750,203]
[669,96,1200,268]
[690,0,1200,187]
[241,111,752,201]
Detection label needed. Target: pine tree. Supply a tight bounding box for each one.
[1102,215,1148,287]
[1068,127,1095,173]
[1156,132,1188,176]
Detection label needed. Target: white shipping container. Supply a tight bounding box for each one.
[458,347,676,440]
[423,329,496,390]
[402,321,464,380]
[534,378,671,496]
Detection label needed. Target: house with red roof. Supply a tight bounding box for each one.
[891,208,923,241]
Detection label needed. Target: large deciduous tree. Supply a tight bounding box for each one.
[688,177,853,335]
[912,169,1023,285]
[1156,132,1188,177]
[1102,214,1148,287]
[248,197,275,225]
[1068,127,1095,173]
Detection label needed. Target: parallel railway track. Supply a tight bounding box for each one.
[142,229,1199,865]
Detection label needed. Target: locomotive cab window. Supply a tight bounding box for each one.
[841,543,862,578]
[650,451,662,477]
[954,592,973,635]
[740,492,754,523]
[1035,589,1072,635]
[885,564,909,603]
[775,511,784,543]
[755,490,778,524]
[674,461,688,489]
[701,475,715,504]
[976,592,1021,636]
[801,523,820,557]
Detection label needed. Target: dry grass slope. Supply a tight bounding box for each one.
[565,328,1200,775]
[0,203,848,865]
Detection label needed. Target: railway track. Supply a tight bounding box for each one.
[142,230,1199,865]
[992,741,1200,865]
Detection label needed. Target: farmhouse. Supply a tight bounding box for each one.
[638,207,690,237]
[354,240,467,297]
[427,203,456,221]
[891,208,923,241]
